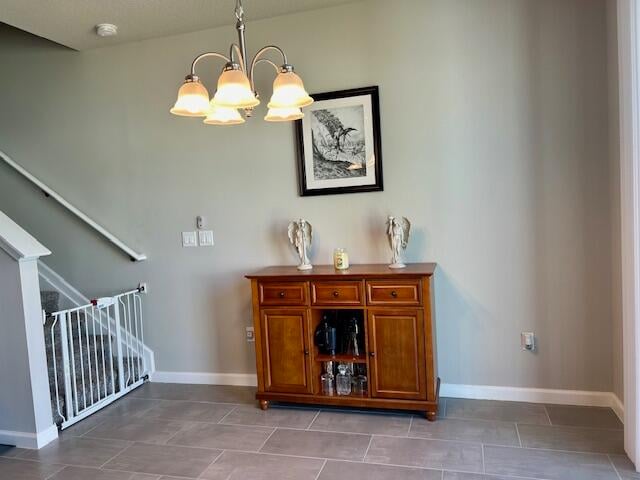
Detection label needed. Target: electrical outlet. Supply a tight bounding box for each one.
[521,332,536,351]
[246,326,255,343]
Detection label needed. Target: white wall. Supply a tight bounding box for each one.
[0,0,617,392]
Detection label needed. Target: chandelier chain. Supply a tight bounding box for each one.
[235,0,245,22]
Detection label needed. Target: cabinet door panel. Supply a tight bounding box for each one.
[367,309,426,400]
[261,309,312,394]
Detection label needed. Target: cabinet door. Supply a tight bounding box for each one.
[260,308,312,394]
[367,309,426,400]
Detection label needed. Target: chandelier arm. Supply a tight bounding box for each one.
[254,58,280,74]
[190,52,231,76]
[229,44,246,72]
[249,45,288,89]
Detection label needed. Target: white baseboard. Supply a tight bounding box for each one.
[440,383,625,423]
[610,393,625,423]
[148,372,625,423]
[0,424,58,449]
[151,371,258,387]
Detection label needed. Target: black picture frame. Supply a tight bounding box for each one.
[295,86,383,196]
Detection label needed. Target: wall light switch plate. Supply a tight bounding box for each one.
[246,326,255,343]
[198,230,214,247]
[182,231,197,247]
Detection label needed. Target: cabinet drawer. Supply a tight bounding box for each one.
[259,282,308,306]
[366,280,422,306]
[311,281,363,306]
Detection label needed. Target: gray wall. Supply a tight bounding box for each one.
[0,0,617,391]
[606,0,623,402]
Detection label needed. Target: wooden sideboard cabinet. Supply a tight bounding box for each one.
[246,263,439,420]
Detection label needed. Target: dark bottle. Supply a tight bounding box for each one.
[314,315,337,356]
[345,317,360,357]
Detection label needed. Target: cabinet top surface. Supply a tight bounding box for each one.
[246,263,437,279]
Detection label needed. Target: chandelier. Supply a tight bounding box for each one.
[170,0,314,125]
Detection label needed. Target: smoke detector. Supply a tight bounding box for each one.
[95,24,118,37]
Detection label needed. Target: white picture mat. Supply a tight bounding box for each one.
[302,94,376,191]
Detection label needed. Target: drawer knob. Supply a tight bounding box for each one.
[304,350,310,356]
[390,291,398,298]
[278,291,286,298]
[332,291,340,297]
[369,352,376,357]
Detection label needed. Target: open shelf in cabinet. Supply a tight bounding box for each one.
[315,354,367,364]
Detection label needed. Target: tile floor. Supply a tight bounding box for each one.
[0,382,635,480]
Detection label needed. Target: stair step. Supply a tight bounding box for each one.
[40,291,60,314]
[44,318,144,426]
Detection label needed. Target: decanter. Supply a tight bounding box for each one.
[320,361,335,396]
[336,363,352,396]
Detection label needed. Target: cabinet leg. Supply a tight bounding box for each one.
[259,400,270,411]
[425,410,437,422]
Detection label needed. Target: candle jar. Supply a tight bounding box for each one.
[333,248,350,270]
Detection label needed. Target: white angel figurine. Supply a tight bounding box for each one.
[387,216,411,268]
[288,219,313,270]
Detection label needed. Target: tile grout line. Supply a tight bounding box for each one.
[542,405,553,425]
[79,419,107,438]
[161,420,205,446]
[515,423,523,448]
[256,427,279,453]
[481,443,485,473]
[441,468,548,480]
[407,415,413,437]
[216,405,239,424]
[607,454,624,480]
[97,441,135,469]
[60,423,627,461]
[42,464,67,480]
[313,459,328,480]
[306,410,321,430]
[361,435,374,462]
[196,448,225,479]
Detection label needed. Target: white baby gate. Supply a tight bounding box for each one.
[45,286,148,429]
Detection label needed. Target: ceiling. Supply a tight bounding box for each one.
[0,0,358,50]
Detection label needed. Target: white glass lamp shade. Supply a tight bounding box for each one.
[170,77,210,117]
[267,71,313,109]
[264,107,304,122]
[203,104,245,125]
[212,68,260,109]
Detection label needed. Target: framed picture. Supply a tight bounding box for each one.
[295,86,383,196]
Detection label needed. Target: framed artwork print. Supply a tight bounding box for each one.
[295,86,383,196]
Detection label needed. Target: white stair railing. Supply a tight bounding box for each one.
[46,286,148,430]
[0,150,146,262]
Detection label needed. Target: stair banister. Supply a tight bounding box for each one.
[0,150,146,262]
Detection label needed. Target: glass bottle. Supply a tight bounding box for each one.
[320,361,335,396]
[336,363,352,396]
[352,364,368,396]
[345,317,360,357]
